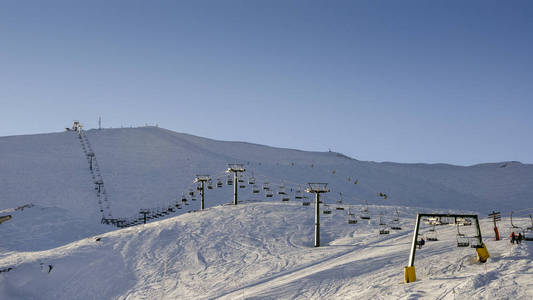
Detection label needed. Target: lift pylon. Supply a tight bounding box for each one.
[404,213,489,283]
[305,183,330,247]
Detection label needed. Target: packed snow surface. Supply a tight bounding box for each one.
[0,202,531,299]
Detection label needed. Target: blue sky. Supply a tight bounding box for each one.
[1,0,532,165]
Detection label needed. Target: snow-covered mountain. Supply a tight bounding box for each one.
[1,126,531,220]
[1,126,532,299]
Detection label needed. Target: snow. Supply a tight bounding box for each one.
[0,202,531,299]
[0,126,532,299]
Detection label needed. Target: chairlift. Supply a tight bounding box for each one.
[266,190,273,198]
[360,213,371,220]
[393,208,400,222]
[295,186,303,199]
[322,203,332,214]
[302,201,310,206]
[191,196,197,201]
[379,228,390,235]
[188,189,194,196]
[348,219,358,224]
[425,226,438,241]
[239,183,246,188]
[470,237,483,248]
[456,217,472,226]
[390,225,402,230]
[252,185,260,193]
[263,182,270,190]
[282,196,290,202]
[379,214,386,226]
[278,184,286,195]
[227,176,233,186]
[216,178,223,188]
[456,225,470,247]
[248,176,255,185]
[181,194,187,202]
[207,180,213,190]
[336,206,344,210]
[238,176,244,183]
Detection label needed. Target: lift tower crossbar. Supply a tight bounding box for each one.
[226,164,245,205]
[305,183,330,247]
[194,175,211,210]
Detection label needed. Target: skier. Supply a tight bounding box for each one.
[517,233,523,244]
[510,232,516,244]
[418,238,425,249]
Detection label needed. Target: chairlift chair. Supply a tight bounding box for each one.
[252,185,260,193]
[336,206,345,210]
[239,183,246,188]
[238,176,244,183]
[425,228,438,241]
[278,185,286,195]
[248,177,255,185]
[379,228,390,235]
[207,180,213,190]
[263,182,270,190]
[456,225,470,247]
[295,187,303,199]
[282,196,290,202]
[227,176,233,186]
[470,237,483,248]
[457,235,470,247]
[188,189,194,196]
[360,213,371,220]
[216,179,223,188]
[266,190,273,198]
[348,218,358,224]
[302,201,310,206]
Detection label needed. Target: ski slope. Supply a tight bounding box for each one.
[1,126,532,299]
[0,202,531,299]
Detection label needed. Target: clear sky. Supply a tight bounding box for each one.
[1,1,532,166]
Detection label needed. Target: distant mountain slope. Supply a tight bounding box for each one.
[1,126,532,222]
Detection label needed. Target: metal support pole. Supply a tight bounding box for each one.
[315,193,320,247]
[233,171,238,205]
[408,214,421,267]
[474,216,483,244]
[200,180,205,210]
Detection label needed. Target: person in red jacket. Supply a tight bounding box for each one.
[510,232,517,244]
